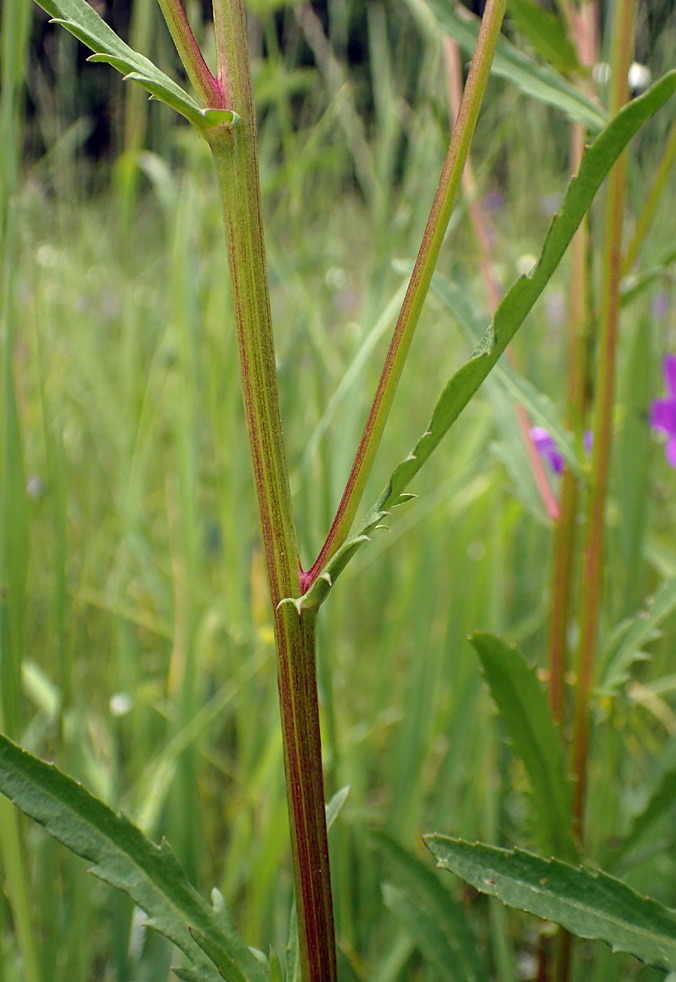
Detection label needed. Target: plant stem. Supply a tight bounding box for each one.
[155,0,221,105]
[207,1,336,978]
[570,0,636,841]
[304,0,507,591]
[548,0,598,731]
[276,608,336,982]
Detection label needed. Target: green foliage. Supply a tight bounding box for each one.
[426,835,676,973]
[506,0,580,76]
[425,268,585,480]
[469,632,577,860]
[424,0,605,131]
[5,2,676,981]
[296,68,676,611]
[599,577,676,696]
[31,0,237,131]
[375,832,489,982]
[0,734,267,982]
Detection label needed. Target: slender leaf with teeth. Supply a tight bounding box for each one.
[0,735,267,982]
[292,69,676,611]
[32,0,237,131]
[426,835,676,973]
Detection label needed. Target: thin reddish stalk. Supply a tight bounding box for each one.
[155,0,222,106]
[570,0,635,839]
[303,0,508,592]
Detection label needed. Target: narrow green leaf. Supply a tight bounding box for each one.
[507,0,580,76]
[375,832,489,982]
[426,835,676,972]
[295,69,676,611]
[599,577,676,695]
[0,735,267,982]
[326,785,350,831]
[32,0,237,131]
[423,268,585,479]
[269,948,283,982]
[469,633,577,860]
[426,0,604,131]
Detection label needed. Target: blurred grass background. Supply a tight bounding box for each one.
[2,1,676,980]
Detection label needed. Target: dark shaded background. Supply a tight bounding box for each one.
[25,0,676,166]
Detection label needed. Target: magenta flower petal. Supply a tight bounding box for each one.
[667,438,676,469]
[650,355,676,467]
[650,397,676,435]
[664,353,676,400]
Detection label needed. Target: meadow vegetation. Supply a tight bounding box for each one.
[2,1,676,981]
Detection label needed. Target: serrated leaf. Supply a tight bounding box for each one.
[33,0,237,132]
[507,0,580,76]
[599,577,676,695]
[173,968,208,982]
[469,633,577,861]
[0,735,267,982]
[375,832,488,982]
[426,0,604,131]
[425,835,676,972]
[294,69,676,611]
[191,928,249,982]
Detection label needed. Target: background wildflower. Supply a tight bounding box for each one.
[650,354,676,467]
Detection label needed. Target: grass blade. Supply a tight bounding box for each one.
[425,0,604,131]
[375,832,489,982]
[469,632,577,860]
[506,0,579,75]
[426,835,676,972]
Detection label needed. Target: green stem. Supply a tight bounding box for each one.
[304,0,507,590]
[207,2,336,978]
[548,0,597,726]
[570,0,636,841]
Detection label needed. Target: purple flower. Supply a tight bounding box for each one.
[531,427,564,475]
[531,427,592,475]
[650,354,676,468]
